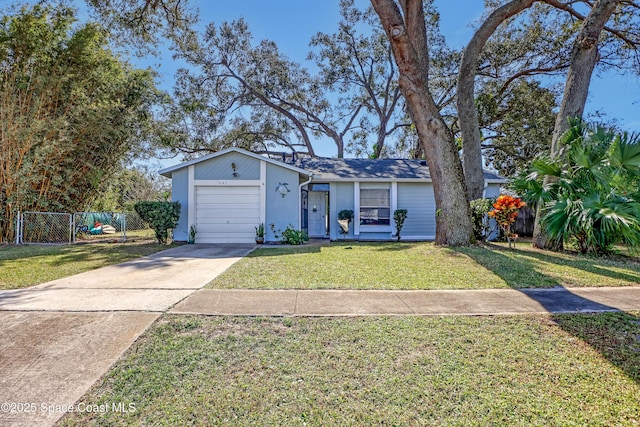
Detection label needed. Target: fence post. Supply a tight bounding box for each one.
[69,213,73,244]
[15,211,20,245]
[122,212,127,242]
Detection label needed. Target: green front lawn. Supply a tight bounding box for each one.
[59,313,640,426]
[207,241,640,290]
[0,241,177,290]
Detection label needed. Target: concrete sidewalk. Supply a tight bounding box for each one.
[171,286,640,316]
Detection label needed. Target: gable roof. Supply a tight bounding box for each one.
[295,157,507,183]
[158,147,311,178]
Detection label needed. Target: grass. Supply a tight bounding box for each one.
[59,313,640,426]
[0,240,178,290]
[206,241,640,290]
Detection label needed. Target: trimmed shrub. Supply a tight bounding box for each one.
[393,209,408,241]
[134,201,181,244]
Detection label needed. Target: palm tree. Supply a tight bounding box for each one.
[514,120,640,254]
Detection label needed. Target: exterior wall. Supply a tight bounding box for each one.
[265,164,300,242]
[484,183,501,199]
[397,182,436,240]
[358,232,393,241]
[194,152,261,180]
[328,181,438,241]
[484,183,502,240]
[329,182,354,240]
[171,168,190,241]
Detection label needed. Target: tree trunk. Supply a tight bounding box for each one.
[371,0,473,246]
[532,0,620,249]
[457,0,537,201]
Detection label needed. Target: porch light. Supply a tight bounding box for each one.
[276,182,290,197]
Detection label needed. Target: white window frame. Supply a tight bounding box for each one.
[354,182,396,234]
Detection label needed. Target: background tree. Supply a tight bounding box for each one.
[478,80,557,177]
[0,4,161,242]
[309,0,407,159]
[166,18,362,159]
[91,167,170,212]
[84,0,197,55]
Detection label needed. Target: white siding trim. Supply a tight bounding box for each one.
[160,146,311,177]
[188,165,195,231]
[401,235,435,241]
[353,181,360,236]
[329,182,337,239]
[193,179,261,186]
[260,161,267,225]
[358,182,392,233]
[390,182,398,235]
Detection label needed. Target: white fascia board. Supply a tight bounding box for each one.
[159,147,312,178]
[295,177,509,185]
[314,178,432,183]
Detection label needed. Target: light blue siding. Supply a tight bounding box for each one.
[329,182,354,240]
[358,232,393,241]
[266,164,300,242]
[397,183,436,239]
[485,183,503,240]
[194,152,261,180]
[171,168,189,241]
[484,183,501,199]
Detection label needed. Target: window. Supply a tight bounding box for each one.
[360,187,390,226]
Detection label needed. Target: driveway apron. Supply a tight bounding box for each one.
[0,244,255,427]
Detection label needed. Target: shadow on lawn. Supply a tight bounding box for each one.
[457,242,640,287]
[249,245,322,257]
[456,244,640,384]
[503,244,640,284]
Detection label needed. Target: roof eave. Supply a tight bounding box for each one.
[158,147,312,178]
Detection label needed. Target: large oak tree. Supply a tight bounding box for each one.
[370,0,474,245]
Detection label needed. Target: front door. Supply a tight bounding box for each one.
[308,191,327,237]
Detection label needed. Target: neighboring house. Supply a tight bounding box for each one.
[159,147,507,243]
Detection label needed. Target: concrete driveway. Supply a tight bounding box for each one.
[0,244,255,311]
[0,243,255,427]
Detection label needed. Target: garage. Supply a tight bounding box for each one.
[159,148,309,243]
[195,186,261,243]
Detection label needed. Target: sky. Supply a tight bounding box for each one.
[136,0,640,167]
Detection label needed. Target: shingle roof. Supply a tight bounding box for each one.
[294,157,506,182]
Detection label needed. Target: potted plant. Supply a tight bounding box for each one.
[338,210,354,238]
[255,223,265,244]
[188,225,197,244]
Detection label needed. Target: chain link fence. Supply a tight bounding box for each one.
[19,212,73,244]
[121,211,155,241]
[73,211,154,242]
[15,211,154,244]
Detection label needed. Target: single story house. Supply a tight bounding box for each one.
[159,147,507,243]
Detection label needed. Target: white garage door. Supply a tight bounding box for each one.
[195,186,261,243]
